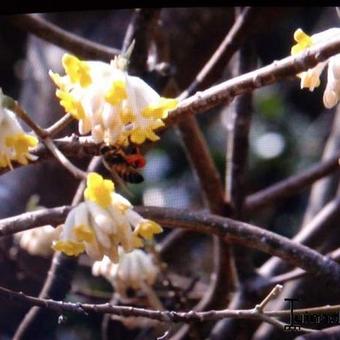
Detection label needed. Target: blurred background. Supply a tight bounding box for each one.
[0,7,338,339]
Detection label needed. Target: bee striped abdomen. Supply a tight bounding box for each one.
[114,164,144,183]
[100,144,145,184]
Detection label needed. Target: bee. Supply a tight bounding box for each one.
[100,144,146,184]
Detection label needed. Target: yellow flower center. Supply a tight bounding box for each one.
[291,29,313,55]
[73,224,95,242]
[0,153,11,168]
[52,240,85,256]
[105,79,127,105]
[119,109,135,125]
[84,172,114,208]
[134,220,163,240]
[5,133,38,165]
[56,89,85,120]
[131,235,144,248]
[62,54,92,87]
[142,97,178,119]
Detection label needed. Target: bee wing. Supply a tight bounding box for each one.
[102,159,135,198]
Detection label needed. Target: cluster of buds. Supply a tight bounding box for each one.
[16,225,61,257]
[291,28,340,108]
[53,172,163,262]
[92,249,159,297]
[49,53,178,146]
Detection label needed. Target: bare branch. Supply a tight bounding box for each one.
[178,7,260,100]
[46,113,74,137]
[43,138,87,179]
[255,285,283,312]
[2,206,340,285]
[245,153,340,212]
[261,248,340,289]
[8,100,87,179]
[6,14,120,61]
[0,284,317,332]
[166,34,340,126]
[122,8,161,74]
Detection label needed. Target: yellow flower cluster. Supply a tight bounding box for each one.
[0,89,38,168]
[50,54,178,145]
[53,173,163,262]
[291,28,340,108]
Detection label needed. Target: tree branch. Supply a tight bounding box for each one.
[6,14,120,61]
[2,206,340,286]
[0,283,317,332]
[178,7,260,100]
[166,34,340,126]
[245,153,340,212]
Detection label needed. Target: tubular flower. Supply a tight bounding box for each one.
[0,90,38,168]
[15,195,61,257]
[291,28,340,108]
[16,225,61,257]
[52,172,163,262]
[92,249,159,297]
[49,53,178,145]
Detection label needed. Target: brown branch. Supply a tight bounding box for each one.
[46,113,74,137]
[0,135,337,202]
[0,136,98,176]
[211,43,258,340]
[166,34,340,126]
[245,153,340,212]
[122,8,161,74]
[0,284,315,332]
[0,206,71,237]
[178,7,260,100]
[253,104,340,340]
[259,248,340,289]
[2,206,340,286]
[7,99,87,179]
[176,114,227,214]
[6,14,120,61]
[160,42,234,340]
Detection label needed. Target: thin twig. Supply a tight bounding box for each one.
[44,138,87,179]
[260,248,340,290]
[255,285,283,312]
[0,284,319,332]
[178,7,259,100]
[7,14,120,61]
[257,196,340,280]
[0,135,338,208]
[10,100,48,139]
[122,8,161,74]
[46,113,74,138]
[7,100,87,180]
[245,154,340,212]
[166,34,340,127]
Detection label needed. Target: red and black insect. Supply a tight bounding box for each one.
[100,145,145,184]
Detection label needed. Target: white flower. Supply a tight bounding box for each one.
[53,172,163,262]
[0,89,38,168]
[92,249,159,297]
[49,54,178,146]
[291,28,340,108]
[16,225,61,257]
